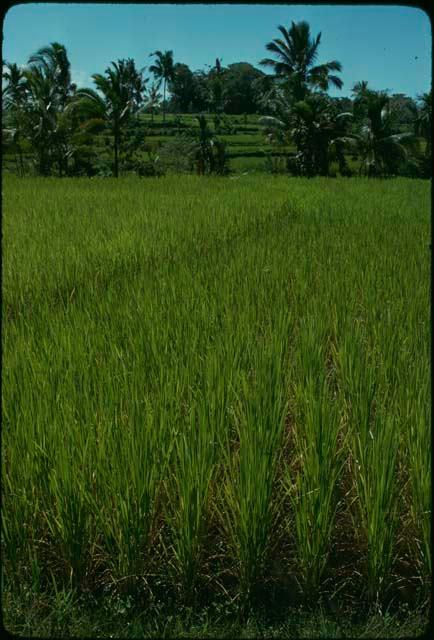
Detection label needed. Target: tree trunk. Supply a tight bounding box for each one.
[15,146,24,177]
[114,129,119,178]
[39,147,50,176]
[163,78,166,124]
[17,134,24,177]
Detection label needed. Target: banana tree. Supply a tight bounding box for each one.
[194,115,228,175]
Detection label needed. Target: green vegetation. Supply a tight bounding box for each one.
[2,175,430,635]
[3,585,429,638]
[2,12,431,636]
[2,22,431,178]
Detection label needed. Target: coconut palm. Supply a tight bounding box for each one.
[260,21,343,101]
[252,74,280,115]
[146,81,162,122]
[21,65,63,175]
[73,59,145,177]
[26,43,78,175]
[2,61,27,109]
[28,42,75,107]
[351,87,418,176]
[2,62,28,174]
[352,80,370,99]
[260,92,355,176]
[292,97,355,176]
[123,57,148,110]
[414,91,431,151]
[414,90,432,176]
[3,54,74,176]
[149,50,175,123]
[206,58,226,116]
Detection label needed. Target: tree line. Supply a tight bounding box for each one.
[2,21,432,178]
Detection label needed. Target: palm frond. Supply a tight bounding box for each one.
[329,75,344,90]
[259,115,286,129]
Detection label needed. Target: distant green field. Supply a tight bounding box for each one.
[4,110,386,177]
[3,176,430,626]
[138,112,262,125]
[3,111,298,175]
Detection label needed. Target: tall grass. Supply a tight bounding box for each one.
[288,320,345,595]
[221,318,289,605]
[2,175,430,611]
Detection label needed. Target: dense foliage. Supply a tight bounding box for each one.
[2,21,431,178]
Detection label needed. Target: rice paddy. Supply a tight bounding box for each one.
[2,175,431,621]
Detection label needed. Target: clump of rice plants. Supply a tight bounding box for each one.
[285,320,345,596]
[336,333,400,603]
[2,175,430,620]
[167,397,217,600]
[221,321,289,608]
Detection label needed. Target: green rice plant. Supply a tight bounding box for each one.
[1,474,32,576]
[405,378,431,578]
[45,456,92,585]
[167,398,217,600]
[289,379,344,595]
[337,333,400,603]
[94,399,172,590]
[356,408,400,603]
[285,318,345,596]
[221,325,289,607]
[2,174,430,616]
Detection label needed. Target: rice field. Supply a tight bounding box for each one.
[2,175,431,616]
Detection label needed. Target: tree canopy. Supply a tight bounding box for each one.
[2,22,431,179]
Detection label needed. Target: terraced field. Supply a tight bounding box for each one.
[2,113,297,176]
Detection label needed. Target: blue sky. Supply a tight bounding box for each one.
[3,3,432,98]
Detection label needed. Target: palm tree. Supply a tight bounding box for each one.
[260,21,343,101]
[73,59,145,177]
[414,91,431,152]
[2,62,28,174]
[22,65,62,175]
[252,74,280,115]
[207,57,226,118]
[2,62,27,108]
[146,81,162,122]
[351,87,417,176]
[414,90,432,176]
[260,92,355,176]
[192,114,228,175]
[28,42,74,108]
[149,50,175,123]
[27,43,77,175]
[123,57,148,110]
[352,80,369,99]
